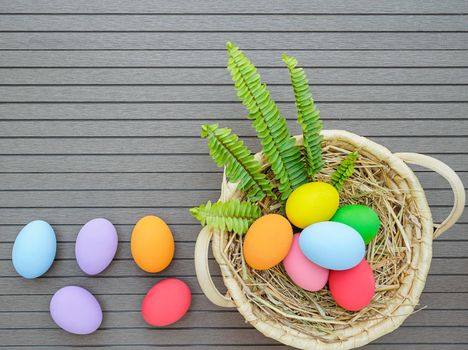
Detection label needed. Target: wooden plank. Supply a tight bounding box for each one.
[0,240,465,262]
[1,85,466,102]
[1,15,467,32]
[0,190,219,207]
[0,207,464,225]
[1,294,225,313]
[0,154,465,173]
[1,120,467,137]
[3,68,468,85]
[2,292,466,313]
[0,137,465,155]
[1,0,467,14]
[2,343,466,350]
[0,224,203,242]
[2,50,467,68]
[1,33,467,50]
[0,326,466,346]
[1,257,466,277]
[0,189,460,208]
[0,221,465,242]
[0,242,197,260]
[0,346,464,350]
[0,102,466,120]
[0,309,466,330]
[0,171,465,190]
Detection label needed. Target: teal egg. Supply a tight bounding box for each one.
[12,220,56,279]
[331,204,380,244]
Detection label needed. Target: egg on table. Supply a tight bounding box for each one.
[12,220,56,279]
[75,218,118,275]
[299,221,365,270]
[142,278,191,326]
[243,214,293,270]
[283,233,329,291]
[285,182,340,229]
[131,215,175,273]
[332,204,380,244]
[50,286,102,334]
[329,259,375,311]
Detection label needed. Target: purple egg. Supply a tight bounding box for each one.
[75,218,118,275]
[50,286,102,335]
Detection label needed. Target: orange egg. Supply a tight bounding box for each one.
[131,215,174,273]
[243,214,293,270]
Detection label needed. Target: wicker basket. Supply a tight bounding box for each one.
[194,129,465,349]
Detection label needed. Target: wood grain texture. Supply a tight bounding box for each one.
[1,15,468,31]
[2,50,467,67]
[1,103,467,120]
[1,33,468,50]
[1,85,468,102]
[0,0,467,14]
[0,1,467,349]
[2,68,468,85]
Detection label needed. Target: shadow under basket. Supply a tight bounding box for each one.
[195,129,465,350]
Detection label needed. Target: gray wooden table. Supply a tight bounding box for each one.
[0,1,467,349]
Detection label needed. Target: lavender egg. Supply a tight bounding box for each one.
[50,286,102,335]
[75,218,118,275]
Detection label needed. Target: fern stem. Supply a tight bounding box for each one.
[283,53,324,180]
[226,42,308,200]
[190,200,261,235]
[201,123,275,201]
[331,151,359,191]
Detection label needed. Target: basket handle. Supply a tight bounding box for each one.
[395,152,465,239]
[194,226,236,308]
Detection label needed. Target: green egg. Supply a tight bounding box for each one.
[331,204,380,244]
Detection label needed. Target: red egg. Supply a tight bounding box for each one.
[142,278,191,326]
[328,259,375,311]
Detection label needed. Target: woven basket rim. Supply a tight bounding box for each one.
[211,129,434,350]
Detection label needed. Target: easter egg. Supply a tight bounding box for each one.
[12,220,56,279]
[142,278,191,326]
[283,234,328,291]
[331,204,380,244]
[50,286,102,334]
[285,182,339,229]
[299,221,365,270]
[131,215,174,273]
[75,218,118,275]
[243,214,293,270]
[329,259,375,311]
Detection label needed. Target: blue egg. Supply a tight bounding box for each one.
[12,220,56,279]
[299,221,365,270]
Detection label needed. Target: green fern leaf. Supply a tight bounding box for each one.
[201,123,275,201]
[331,151,359,191]
[283,54,324,180]
[190,199,261,235]
[226,42,308,201]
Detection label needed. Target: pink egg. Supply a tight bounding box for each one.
[329,259,375,311]
[142,278,191,327]
[283,233,329,291]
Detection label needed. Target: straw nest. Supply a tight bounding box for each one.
[220,138,422,340]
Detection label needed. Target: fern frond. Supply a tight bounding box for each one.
[331,151,359,191]
[201,123,275,201]
[226,42,308,201]
[283,54,324,180]
[190,199,261,235]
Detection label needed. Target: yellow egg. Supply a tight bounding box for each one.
[243,214,293,270]
[131,215,174,273]
[285,182,339,228]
